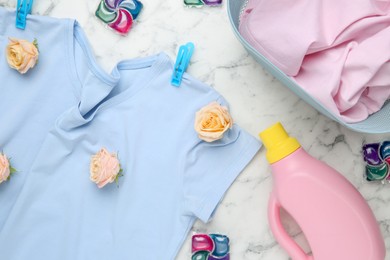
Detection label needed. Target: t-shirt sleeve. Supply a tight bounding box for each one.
[181,95,261,223]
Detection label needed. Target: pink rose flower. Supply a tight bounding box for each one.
[90,148,122,188]
[0,153,11,184]
[194,101,233,142]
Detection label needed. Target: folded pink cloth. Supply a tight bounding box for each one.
[240,0,390,123]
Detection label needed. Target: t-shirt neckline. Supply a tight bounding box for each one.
[68,21,172,114]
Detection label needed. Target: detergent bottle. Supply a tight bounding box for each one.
[259,122,385,260]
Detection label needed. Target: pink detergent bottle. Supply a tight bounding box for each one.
[259,123,386,260]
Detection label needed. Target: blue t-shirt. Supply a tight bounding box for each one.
[0,8,106,229]
[1,52,260,259]
[0,6,261,260]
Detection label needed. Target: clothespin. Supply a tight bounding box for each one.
[16,0,34,30]
[171,42,195,87]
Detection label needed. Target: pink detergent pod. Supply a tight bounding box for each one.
[192,234,230,260]
[95,0,143,35]
[259,123,386,260]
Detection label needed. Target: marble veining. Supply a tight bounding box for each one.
[1,0,390,259]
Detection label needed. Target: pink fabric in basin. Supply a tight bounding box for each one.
[240,0,390,123]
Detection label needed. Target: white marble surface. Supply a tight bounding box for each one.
[1,0,389,259]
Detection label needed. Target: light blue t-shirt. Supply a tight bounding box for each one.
[0,49,260,259]
[0,6,260,260]
[0,7,106,229]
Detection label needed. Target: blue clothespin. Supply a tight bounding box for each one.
[171,42,195,87]
[16,0,34,30]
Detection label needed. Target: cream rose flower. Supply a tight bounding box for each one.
[194,101,233,142]
[6,38,39,74]
[0,153,12,184]
[90,148,123,188]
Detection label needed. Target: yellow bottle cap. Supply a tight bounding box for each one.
[259,122,301,164]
